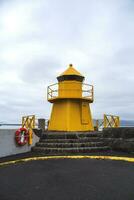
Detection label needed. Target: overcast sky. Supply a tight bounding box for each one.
[0,0,134,123]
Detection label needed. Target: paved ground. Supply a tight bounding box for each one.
[0,157,134,200]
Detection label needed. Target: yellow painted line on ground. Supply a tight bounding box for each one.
[0,155,134,167]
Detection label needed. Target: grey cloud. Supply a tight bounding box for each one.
[112,48,134,66]
[0,0,134,123]
[20,57,62,84]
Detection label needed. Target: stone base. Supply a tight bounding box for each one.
[102,127,134,153]
[32,128,134,154]
[102,127,134,138]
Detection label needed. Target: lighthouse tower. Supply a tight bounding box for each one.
[47,64,94,132]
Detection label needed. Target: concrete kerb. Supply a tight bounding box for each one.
[0,155,134,167]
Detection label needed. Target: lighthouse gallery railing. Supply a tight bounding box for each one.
[47,83,94,102]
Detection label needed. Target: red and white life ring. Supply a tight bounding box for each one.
[15,128,29,146]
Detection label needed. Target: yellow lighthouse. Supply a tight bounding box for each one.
[47,64,94,132]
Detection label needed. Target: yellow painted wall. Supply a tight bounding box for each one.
[58,81,82,98]
[48,99,94,131]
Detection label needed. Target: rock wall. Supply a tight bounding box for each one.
[102,127,134,153]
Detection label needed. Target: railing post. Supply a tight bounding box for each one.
[104,114,106,128]
[118,116,120,127]
[21,115,36,145]
[90,85,94,101]
[95,119,99,131]
[47,86,49,100]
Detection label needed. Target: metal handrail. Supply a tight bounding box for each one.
[22,115,36,129]
[94,114,120,131]
[104,114,120,128]
[47,82,94,101]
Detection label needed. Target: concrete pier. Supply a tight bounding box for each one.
[0,129,39,158]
